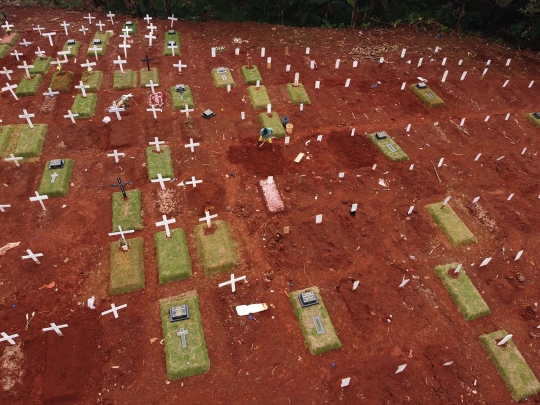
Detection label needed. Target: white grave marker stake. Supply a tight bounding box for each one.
[335,59,340,69]
[442,196,451,207]
[286,64,290,72]
[458,59,463,65]
[5,154,23,167]
[294,72,299,86]
[472,196,480,204]
[502,79,509,88]
[352,281,360,291]
[401,82,406,90]
[315,214,322,224]
[345,78,350,87]
[235,48,239,55]
[485,115,490,122]
[107,149,125,163]
[460,71,467,81]
[395,364,407,374]
[479,257,492,267]
[341,378,351,387]
[498,334,513,346]
[261,47,265,57]
[241,112,245,120]
[506,58,511,66]
[315,80,320,89]
[351,128,355,136]
[63,110,79,123]
[437,158,444,168]
[528,80,534,88]
[460,118,466,126]
[418,58,423,67]
[474,153,482,161]
[507,193,514,201]
[442,57,447,66]
[353,60,358,68]
[401,48,406,58]
[514,250,523,261]
[407,206,414,215]
[156,214,176,238]
[406,124,411,132]
[441,70,448,83]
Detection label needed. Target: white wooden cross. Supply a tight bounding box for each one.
[0,67,13,80]
[146,105,162,119]
[50,57,67,69]
[151,173,171,190]
[144,14,153,24]
[33,25,45,35]
[119,42,130,59]
[43,32,56,46]
[145,79,158,94]
[79,25,89,36]
[108,225,135,246]
[22,249,43,264]
[88,45,102,60]
[218,273,246,293]
[109,106,125,120]
[113,55,127,74]
[19,109,35,128]
[84,13,96,25]
[101,303,127,319]
[29,191,48,211]
[60,21,70,35]
[19,39,32,47]
[121,27,132,36]
[180,104,194,117]
[0,204,11,212]
[107,149,125,163]
[156,214,176,237]
[0,332,19,345]
[10,50,23,61]
[169,14,178,27]
[35,47,46,57]
[107,11,115,25]
[63,110,79,123]
[18,61,34,78]
[57,50,70,62]
[168,42,178,56]
[145,33,156,46]
[1,21,14,31]
[149,137,165,151]
[186,176,202,188]
[2,82,18,100]
[80,59,96,70]
[119,33,130,42]
[5,154,23,167]
[177,327,188,348]
[173,60,187,73]
[50,172,59,183]
[42,323,68,336]
[96,20,105,32]
[199,210,217,228]
[184,138,199,152]
[74,81,90,98]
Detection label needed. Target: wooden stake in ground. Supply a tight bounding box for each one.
[247,56,252,69]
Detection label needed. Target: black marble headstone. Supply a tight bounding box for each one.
[416,82,427,90]
[49,159,65,170]
[299,290,319,308]
[533,112,540,120]
[375,132,387,140]
[169,305,189,322]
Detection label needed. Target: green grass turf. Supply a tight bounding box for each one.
[145,146,175,180]
[140,67,160,88]
[71,94,97,119]
[109,237,145,295]
[434,263,490,321]
[37,159,75,197]
[248,85,271,110]
[49,71,74,93]
[0,125,15,156]
[258,112,286,138]
[193,220,238,276]
[86,32,111,56]
[525,113,540,128]
[170,85,195,110]
[12,124,48,159]
[15,75,42,97]
[111,189,144,231]
[409,84,445,108]
[368,131,409,161]
[289,286,342,355]
[425,202,477,247]
[155,229,192,284]
[62,41,81,58]
[113,69,137,90]
[211,68,236,88]
[163,31,181,56]
[160,292,210,380]
[241,65,263,85]
[480,330,540,402]
[80,70,103,92]
[122,22,137,34]
[30,57,52,75]
[286,83,311,105]
[0,44,10,58]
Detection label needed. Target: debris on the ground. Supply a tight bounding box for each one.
[0,242,20,255]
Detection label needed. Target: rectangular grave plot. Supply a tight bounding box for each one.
[71,93,97,119]
[435,263,490,321]
[170,85,194,110]
[526,113,540,128]
[30,57,52,75]
[13,124,48,159]
[38,159,75,197]
[140,67,160,87]
[50,71,74,93]
[111,189,144,231]
[286,83,311,105]
[289,286,342,355]
[80,70,103,92]
[113,69,137,90]
[163,31,181,56]
[368,131,408,162]
[15,74,42,97]
[109,237,145,295]
[87,32,111,56]
[211,68,236,88]
[160,292,210,380]
[63,41,81,58]
[193,220,238,276]
[259,178,285,213]
[169,304,189,322]
[409,84,445,108]
[145,146,174,180]
[0,125,15,156]
[425,202,477,247]
[248,85,270,110]
[258,112,286,138]
[480,330,540,402]
[122,21,138,34]
[241,65,263,85]
[155,228,193,284]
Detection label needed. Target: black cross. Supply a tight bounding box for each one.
[141,54,154,71]
[109,177,133,198]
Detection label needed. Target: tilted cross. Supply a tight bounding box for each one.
[107,149,125,163]
[156,214,176,238]
[109,177,132,198]
[0,67,14,80]
[43,87,59,97]
[121,27,132,36]
[0,204,11,213]
[146,105,162,119]
[75,81,90,97]
[10,50,23,61]
[108,225,135,245]
[108,106,125,120]
[184,138,200,153]
[2,83,18,100]
[19,109,35,128]
[149,137,165,152]
[101,303,127,319]
[84,13,96,25]
[80,59,96,70]
[186,176,203,188]
[18,61,34,78]
[22,249,44,264]
[218,273,247,293]
[151,173,171,190]
[61,21,70,35]
[141,54,154,71]
[29,191,48,211]
[173,60,187,73]
[1,21,14,31]
[43,32,56,46]
[199,210,218,228]
[113,55,127,74]
[5,154,23,167]
[145,79,158,94]
[107,11,115,24]
[180,105,194,118]
[63,110,79,123]
[168,15,178,28]
[0,332,19,345]
[42,323,68,337]
[35,47,46,57]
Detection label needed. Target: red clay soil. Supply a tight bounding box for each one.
[1,5,540,405]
